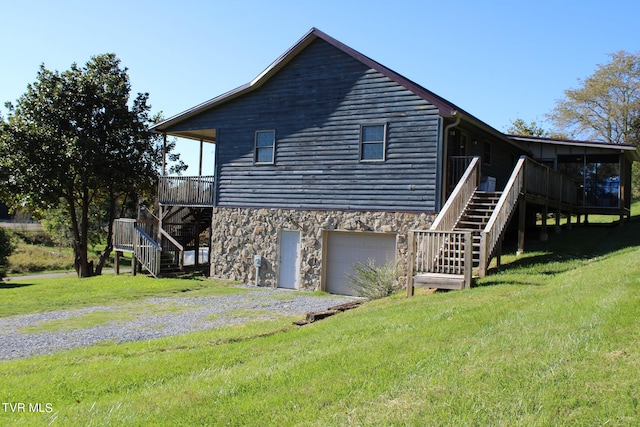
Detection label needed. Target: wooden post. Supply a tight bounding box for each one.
[540,205,548,242]
[115,251,121,275]
[406,231,415,297]
[478,233,488,278]
[517,196,526,256]
[199,139,204,177]
[194,209,202,267]
[161,133,167,176]
[463,231,472,289]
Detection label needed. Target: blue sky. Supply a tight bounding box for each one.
[2,0,639,173]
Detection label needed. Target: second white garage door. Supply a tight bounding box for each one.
[324,231,397,296]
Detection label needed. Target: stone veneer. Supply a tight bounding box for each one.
[210,207,435,291]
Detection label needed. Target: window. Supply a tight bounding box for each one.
[483,141,492,165]
[255,130,275,164]
[360,124,386,161]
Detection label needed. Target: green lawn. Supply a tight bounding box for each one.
[0,275,245,318]
[1,216,640,425]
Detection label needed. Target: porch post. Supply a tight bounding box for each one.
[406,231,415,297]
[162,133,167,176]
[115,251,121,275]
[517,196,526,256]
[199,139,204,176]
[540,205,548,242]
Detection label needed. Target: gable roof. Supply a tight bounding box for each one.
[151,27,507,142]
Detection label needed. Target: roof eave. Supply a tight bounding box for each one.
[151,28,321,134]
[507,134,640,162]
[151,27,465,134]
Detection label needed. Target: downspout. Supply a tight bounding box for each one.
[440,113,461,210]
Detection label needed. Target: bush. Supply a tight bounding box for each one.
[347,259,401,299]
[0,228,15,279]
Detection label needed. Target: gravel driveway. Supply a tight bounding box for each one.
[0,287,357,360]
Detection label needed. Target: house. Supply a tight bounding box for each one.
[114,28,638,295]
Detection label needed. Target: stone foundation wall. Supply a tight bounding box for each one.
[210,207,435,291]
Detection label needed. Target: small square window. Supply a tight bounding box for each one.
[360,124,386,161]
[255,130,275,164]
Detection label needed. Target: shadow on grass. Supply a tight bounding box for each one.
[0,282,37,289]
[477,215,640,287]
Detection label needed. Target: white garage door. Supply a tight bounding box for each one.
[324,231,397,296]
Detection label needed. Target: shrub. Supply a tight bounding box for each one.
[0,228,15,279]
[347,259,401,299]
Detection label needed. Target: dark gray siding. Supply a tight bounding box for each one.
[170,39,441,212]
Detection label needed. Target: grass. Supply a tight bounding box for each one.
[0,275,245,318]
[4,226,131,275]
[1,211,640,425]
[6,241,75,274]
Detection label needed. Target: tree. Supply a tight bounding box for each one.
[506,118,550,137]
[0,54,162,277]
[548,50,640,144]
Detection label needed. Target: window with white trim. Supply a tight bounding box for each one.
[255,130,275,164]
[360,124,386,161]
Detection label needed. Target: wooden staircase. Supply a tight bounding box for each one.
[407,155,580,295]
[158,206,212,276]
[453,191,502,270]
[113,207,211,278]
[113,175,215,278]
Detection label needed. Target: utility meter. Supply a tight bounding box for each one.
[253,255,262,268]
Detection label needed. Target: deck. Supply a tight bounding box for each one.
[158,176,215,206]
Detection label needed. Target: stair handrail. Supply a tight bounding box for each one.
[431,156,481,232]
[134,226,162,278]
[478,156,527,277]
[160,228,185,252]
[160,227,185,270]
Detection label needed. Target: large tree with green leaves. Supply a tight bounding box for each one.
[0,54,162,277]
[548,51,640,200]
[548,50,640,144]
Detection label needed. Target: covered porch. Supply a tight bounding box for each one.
[511,135,639,223]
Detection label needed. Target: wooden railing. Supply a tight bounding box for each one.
[431,157,480,232]
[478,156,579,277]
[134,226,162,278]
[448,156,476,194]
[113,218,162,278]
[158,176,215,206]
[524,160,578,205]
[478,157,526,277]
[408,230,473,290]
[113,218,136,252]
